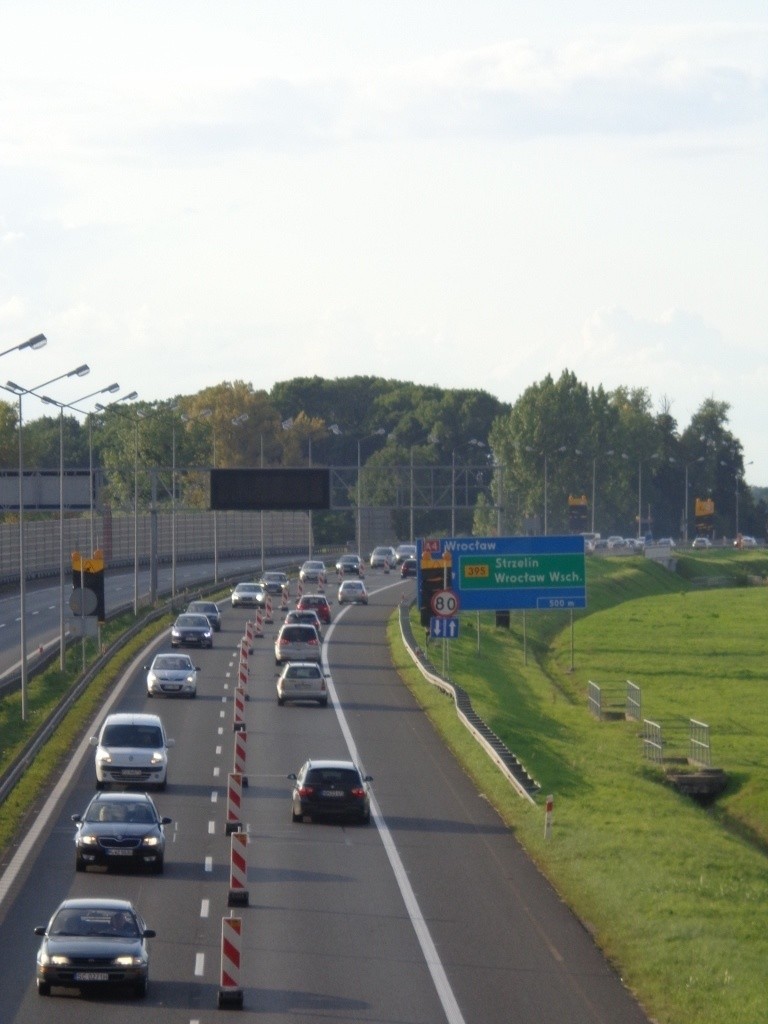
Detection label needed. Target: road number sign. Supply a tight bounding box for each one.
[431,589,459,617]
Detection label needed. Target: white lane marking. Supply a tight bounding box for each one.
[211,791,219,803]
[208,821,216,834]
[194,953,205,976]
[205,856,213,872]
[323,590,468,1024]
[200,899,209,918]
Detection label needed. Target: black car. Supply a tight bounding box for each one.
[185,600,222,631]
[170,613,213,648]
[335,554,363,576]
[400,557,417,578]
[73,791,171,873]
[288,759,372,824]
[35,897,155,998]
[259,571,290,596]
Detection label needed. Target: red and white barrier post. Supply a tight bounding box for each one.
[217,914,244,1008]
[238,651,249,694]
[225,771,244,835]
[280,587,289,612]
[233,727,248,787]
[232,686,246,732]
[253,608,263,638]
[244,621,254,653]
[227,830,250,907]
[264,595,273,624]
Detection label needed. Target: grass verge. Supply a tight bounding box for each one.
[390,552,768,1024]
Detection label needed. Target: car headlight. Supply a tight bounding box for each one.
[147,673,157,686]
[186,674,195,684]
[79,834,98,846]
[96,751,112,765]
[114,955,145,967]
[39,952,71,966]
[141,835,160,847]
[150,752,165,765]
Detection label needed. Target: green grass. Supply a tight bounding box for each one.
[396,551,768,1024]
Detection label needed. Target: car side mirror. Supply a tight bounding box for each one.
[89,736,98,746]
[34,926,46,936]
[166,738,176,748]
[142,928,157,939]
[71,814,82,823]
[287,773,297,780]
[161,816,172,825]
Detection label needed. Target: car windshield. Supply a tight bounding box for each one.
[102,724,163,748]
[188,602,216,613]
[50,908,139,938]
[153,656,192,670]
[85,800,155,824]
[176,615,207,627]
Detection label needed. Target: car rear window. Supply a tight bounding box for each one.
[282,626,314,641]
[286,665,321,678]
[306,768,360,787]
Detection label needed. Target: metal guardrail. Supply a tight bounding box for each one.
[398,601,539,803]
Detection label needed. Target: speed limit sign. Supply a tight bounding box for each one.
[431,589,459,617]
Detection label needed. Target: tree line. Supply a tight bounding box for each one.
[0,371,762,543]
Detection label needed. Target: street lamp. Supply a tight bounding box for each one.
[41,382,120,670]
[5,362,90,720]
[525,445,566,535]
[357,429,385,554]
[0,333,47,358]
[95,393,141,614]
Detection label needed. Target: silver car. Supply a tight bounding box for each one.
[145,652,199,698]
[276,662,328,706]
[274,622,321,665]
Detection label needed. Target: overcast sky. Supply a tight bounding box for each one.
[2,2,766,482]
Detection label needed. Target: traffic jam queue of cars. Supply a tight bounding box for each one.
[37,553,407,1000]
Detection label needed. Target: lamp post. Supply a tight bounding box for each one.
[41,382,120,670]
[637,454,660,539]
[88,392,138,550]
[0,333,47,358]
[357,429,385,555]
[5,362,90,720]
[525,445,566,535]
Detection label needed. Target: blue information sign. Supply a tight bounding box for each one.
[418,536,587,612]
[430,616,460,639]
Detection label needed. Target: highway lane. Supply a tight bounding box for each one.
[0,557,269,683]
[0,571,650,1023]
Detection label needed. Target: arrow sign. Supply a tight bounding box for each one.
[430,617,460,639]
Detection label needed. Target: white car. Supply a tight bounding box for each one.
[338,579,369,604]
[299,560,327,584]
[145,652,199,698]
[691,537,712,549]
[276,662,328,707]
[394,543,417,564]
[369,546,396,569]
[735,535,758,548]
[91,713,175,791]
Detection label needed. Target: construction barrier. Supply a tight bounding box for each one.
[264,595,273,623]
[217,915,244,1008]
[243,621,254,653]
[253,608,263,638]
[238,652,249,693]
[280,589,289,612]
[232,687,246,733]
[227,831,250,907]
[225,771,244,835]
[233,728,248,786]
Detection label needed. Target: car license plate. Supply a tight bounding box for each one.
[163,684,181,691]
[321,789,344,798]
[108,848,134,856]
[122,769,142,776]
[74,971,109,981]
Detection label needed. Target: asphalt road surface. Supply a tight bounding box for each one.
[0,570,651,1023]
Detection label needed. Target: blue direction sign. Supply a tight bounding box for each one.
[418,536,587,612]
[430,616,460,639]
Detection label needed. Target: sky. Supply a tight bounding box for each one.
[1,2,767,481]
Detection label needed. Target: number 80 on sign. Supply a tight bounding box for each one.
[430,589,460,617]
